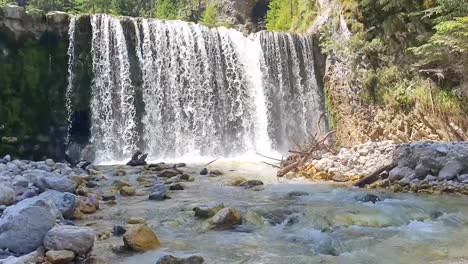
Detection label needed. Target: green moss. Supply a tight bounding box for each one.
[0,32,68,158]
[266,0,317,33]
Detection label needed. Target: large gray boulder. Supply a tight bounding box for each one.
[37,190,77,219]
[0,199,56,254]
[438,160,464,181]
[0,185,15,206]
[39,176,76,193]
[43,225,95,255]
[388,167,415,182]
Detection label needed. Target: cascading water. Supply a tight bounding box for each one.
[68,15,326,162]
[65,16,77,145]
[89,15,139,162]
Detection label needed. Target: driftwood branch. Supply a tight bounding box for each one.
[263,162,281,168]
[204,157,221,166]
[256,152,282,162]
[354,163,397,188]
[277,161,300,177]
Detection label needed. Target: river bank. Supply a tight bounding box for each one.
[1,151,468,263]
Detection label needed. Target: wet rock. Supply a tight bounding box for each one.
[208,170,223,177]
[225,176,247,186]
[120,186,136,196]
[114,170,127,177]
[113,225,127,236]
[149,184,168,201]
[180,174,191,181]
[127,151,148,166]
[123,224,161,252]
[45,250,75,264]
[113,180,131,190]
[425,175,438,182]
[168,183,184,191]
[128,217,146,224]
[87,168,102,176]
[165,175,182,184]
[286,191,309,198]
[239,180,264,188]
[159,169,179,178]
[0,185,15,206]
[44,225,95,255]
[176,163,187,168]
[202,208,242,230]
[193,202,225,218]
[101,194,116,201]
[199,168,208,175]
[438,160,464,181]
[156,255,205,264]
[357,194,381,203]
[0,199,56,254]
[79,198,97,215]
[388,167,414,182]
[244,210,264,227]
[97,230,112,241]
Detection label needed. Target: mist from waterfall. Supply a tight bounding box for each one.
[70,14,325,163]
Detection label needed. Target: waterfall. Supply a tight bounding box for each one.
[73,15,325,162]
[65,16,77,145]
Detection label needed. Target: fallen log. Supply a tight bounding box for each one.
[354,163,397,188]
[277,161,300,177]
[256,152,282,162]
[204,157,220,166]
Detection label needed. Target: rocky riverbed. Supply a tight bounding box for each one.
[1,150,468,263]
[294,141,468,195]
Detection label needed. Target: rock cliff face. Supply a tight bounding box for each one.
[0,5,71,160]
[308,0,468,147]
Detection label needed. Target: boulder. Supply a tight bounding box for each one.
[356,194,381,203]
[156,255,205,264]
[112,225,126,236]
[165,175,182,184]
[123,224,160,252]
[244,210,264,227]
[128,217,146,224]
[168,183,184,191]
[208,170,223,177]
[0,199,56,254]
[438,160,464,181]
[239,180,264,188]
[225,176,247,186]
[202,208,242,230]
[388,167,414,182]
[414,164,430,180]
[0,185,15,206]
[40,176,76,193]
[193,202,225,218]
[120,186,136,196]
[44,225,95,255]
[159,169,179,178]
[45,250,75,264]
[149,184,168,201]
[38,190,77,219]
[199,168,208,175]
[458,174,468,182]
[1,247,45,264]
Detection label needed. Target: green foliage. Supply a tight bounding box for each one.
[199,2,218,27]
[410,17,468,86]
[266,0,317,32]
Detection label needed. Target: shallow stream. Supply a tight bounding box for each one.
[86,161,468,264]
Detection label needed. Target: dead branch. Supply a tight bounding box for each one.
[263,162,281,168]
[256,152,282,162]
[354,163,396,188]
[277,161,300,177]
[204,157,221,166]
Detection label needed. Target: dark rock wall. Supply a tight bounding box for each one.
[0,5,71,160]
